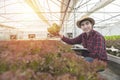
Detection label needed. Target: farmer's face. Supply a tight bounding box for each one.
[80,20,93,33]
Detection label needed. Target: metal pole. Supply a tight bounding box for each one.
[73,8,76,38]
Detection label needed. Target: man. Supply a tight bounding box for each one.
[60,17,107,62]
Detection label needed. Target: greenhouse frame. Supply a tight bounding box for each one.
[0,0,120,80]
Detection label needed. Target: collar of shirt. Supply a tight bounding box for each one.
[83,30,95,39]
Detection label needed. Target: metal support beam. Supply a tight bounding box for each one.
[81,0,115,17]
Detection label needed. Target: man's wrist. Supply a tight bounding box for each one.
[60,35,63,38]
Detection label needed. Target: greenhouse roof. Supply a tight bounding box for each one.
[0,0,120,34]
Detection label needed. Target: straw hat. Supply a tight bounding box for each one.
[76,17,95,28]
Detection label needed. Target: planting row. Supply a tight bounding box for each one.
[0,40,106,80]
[106,39,120,57]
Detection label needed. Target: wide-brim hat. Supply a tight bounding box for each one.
[76,17,95,28]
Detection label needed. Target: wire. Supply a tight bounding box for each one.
[61,0,71,26]
[47,0,52,19]
[75,0,92,10]
[57,0,72,9]
[96,13,120,24]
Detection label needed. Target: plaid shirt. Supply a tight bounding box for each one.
[62,30,107,61]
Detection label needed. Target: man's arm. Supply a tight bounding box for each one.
[61,34,82,45]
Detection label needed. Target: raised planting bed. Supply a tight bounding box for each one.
[98,54,120,80]
[106,39,120,77]
[106,39,120,57]
[106,48,120,77]
[108,54,120,64]
[107,54,120,75]
[0,40,107,80]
